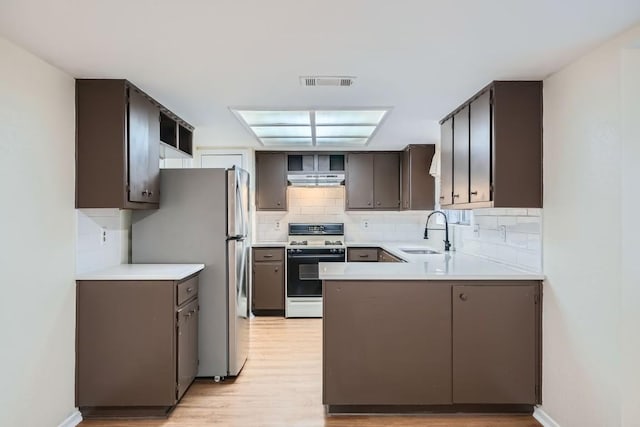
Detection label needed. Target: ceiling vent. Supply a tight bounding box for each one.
[300,76,356,87]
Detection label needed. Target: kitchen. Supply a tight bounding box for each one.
[1,1,640,427]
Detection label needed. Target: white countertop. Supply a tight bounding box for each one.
[320,241,544,281]
[76,264,205,281]
[252,241,287,247]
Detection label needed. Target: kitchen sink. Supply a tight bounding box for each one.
[399,248,441,255]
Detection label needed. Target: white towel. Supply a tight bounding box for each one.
[429,149,440,177]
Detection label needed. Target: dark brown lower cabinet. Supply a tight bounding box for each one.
[324,281,452,405]
[346,247,378,262]
[76,274,200,418]
[252,247,285,315]
[347,247,404,263]
[323,280,541,411]
[452,284,539,404]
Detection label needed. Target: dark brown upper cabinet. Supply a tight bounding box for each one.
[440,118,454,206]
[345,153,374,209]
[346,153,400,210]
[128,89,160,204]
[401,144,436,210]
[453,106,470,205]
[439,81,542,209]
[76,79,194,209]
[255,152,287,210]
[469,90,492,203]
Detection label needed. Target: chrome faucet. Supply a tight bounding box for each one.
[424,211,451,252]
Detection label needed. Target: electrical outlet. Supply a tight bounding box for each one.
[275,221,281,231]
[499,225,507,242]
[100,227,107,245]
[473,224,480,237]
[361,220,369,230]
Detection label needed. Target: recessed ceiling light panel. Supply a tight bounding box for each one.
[231,108,390,147]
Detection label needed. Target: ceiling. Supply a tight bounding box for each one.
[1,0,640,150]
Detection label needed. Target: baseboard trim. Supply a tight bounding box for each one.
[58,409,82,427]
[533,406,561,427]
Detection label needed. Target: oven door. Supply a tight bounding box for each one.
[287,252,344,297]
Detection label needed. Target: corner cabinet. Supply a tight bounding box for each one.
[76,274,200,418]
[439,81,542,209]
[76,79,194,209]
[345,152,400,210]
[252,247,285,315]
[255,152,287,211]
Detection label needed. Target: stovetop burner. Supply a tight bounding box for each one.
[289,240,308,246]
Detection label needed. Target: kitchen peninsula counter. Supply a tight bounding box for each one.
[321,242,543,281]
[321,241,543,414]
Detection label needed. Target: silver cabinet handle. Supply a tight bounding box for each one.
[142,190,148,196]
[453,194,460,198]
[263,254,273,258]
[470,191,478,196]
[459,293,467,301]
[359,254,369,258]
[376,201,381,205]
[187,287,194,293]
[274,267,279,272]
[148,191,153,197]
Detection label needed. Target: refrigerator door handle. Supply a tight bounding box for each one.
[227,167,250,239]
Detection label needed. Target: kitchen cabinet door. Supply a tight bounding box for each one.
[324,281,452,405]
[452,284,538,404]
[345,153,374,209]
[177,298,199,400]
[469,90,492,203]
[453,106,470,204]
[252,260,285,312]
[256,152,287,210]
[401,145,436,210]
[76,79,193,209]
[440,118,454,206]
[373,152,400,209]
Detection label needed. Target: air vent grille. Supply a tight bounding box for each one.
[300,76,356,87]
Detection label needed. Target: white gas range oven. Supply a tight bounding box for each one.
[285,223,345,318]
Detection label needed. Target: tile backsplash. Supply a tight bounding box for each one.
[255,187,443,247]
[256,187,542,272]
[76,209,131,274]
[453,208,542,272]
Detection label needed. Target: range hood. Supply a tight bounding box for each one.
[287,173,345,187]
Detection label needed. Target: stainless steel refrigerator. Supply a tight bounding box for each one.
[131,167,250,379]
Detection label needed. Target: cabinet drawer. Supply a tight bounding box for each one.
[177,276,199,306]
[253,247,284,261]
[347,248,378,262]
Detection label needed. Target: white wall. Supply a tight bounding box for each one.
[541,24,640,427]
[620,46,640,427]
[76,209,131,274]
[0,37,77,426]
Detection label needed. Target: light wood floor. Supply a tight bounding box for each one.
[81,317,541,427]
